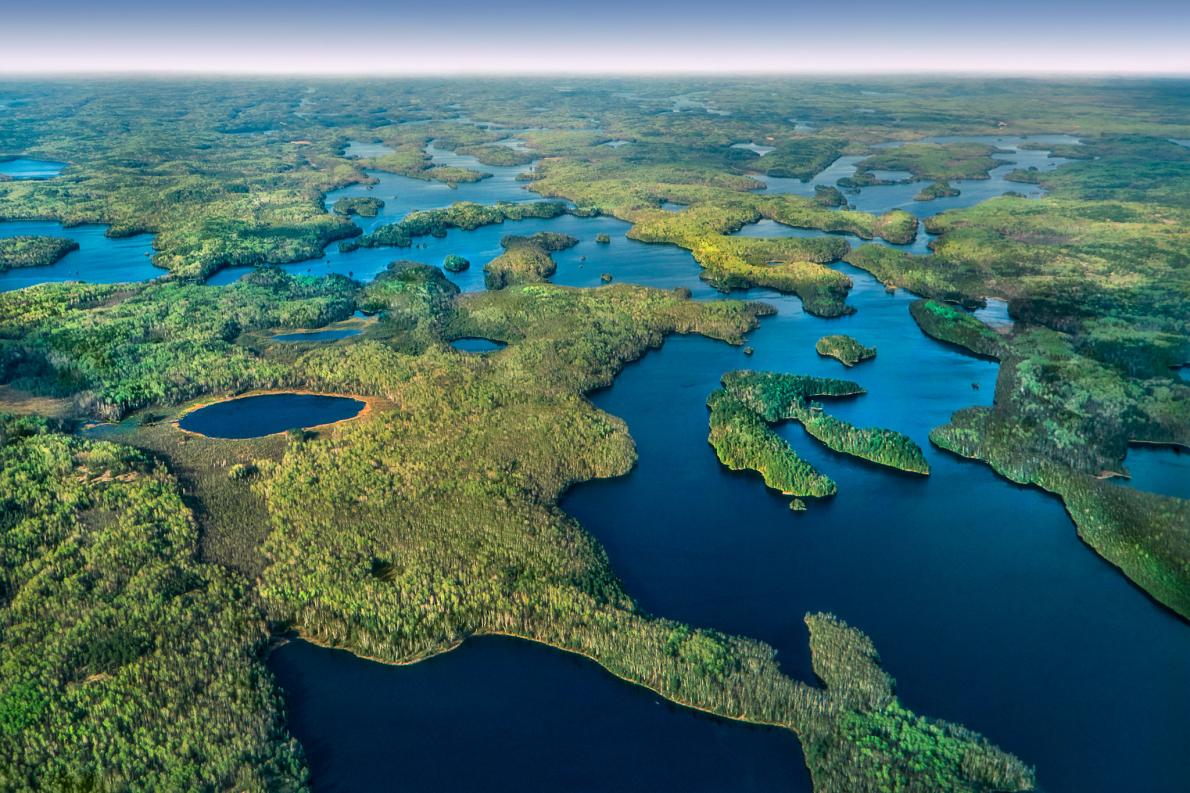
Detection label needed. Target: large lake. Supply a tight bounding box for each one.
[263,136,1190,793]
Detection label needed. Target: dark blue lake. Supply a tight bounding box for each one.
[0,157,65,180]
[273,328,361,343]
[450,337,506,353]
[0,219,158,291]
[178,393,364,439]
[258,136,1189,793]
[560,271,1190,793]
[269,637,809,793]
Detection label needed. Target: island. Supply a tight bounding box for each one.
[0,235,79,270]
[815,334,877,366]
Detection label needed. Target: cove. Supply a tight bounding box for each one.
[0,219,158,291]
[269,637,810,793]
[322,140,541,236]
[178,393,364,439]
[1111,444,1190,500]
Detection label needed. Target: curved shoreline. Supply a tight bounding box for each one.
[173,389,381,439]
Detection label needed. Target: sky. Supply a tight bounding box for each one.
[2,0,1188,75]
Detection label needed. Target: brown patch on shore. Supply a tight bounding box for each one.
[0,384,77,419]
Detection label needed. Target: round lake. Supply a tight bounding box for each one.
[450,337,506,353]
[178,393,365,439]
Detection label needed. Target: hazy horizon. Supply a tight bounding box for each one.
[3,0,1187,76]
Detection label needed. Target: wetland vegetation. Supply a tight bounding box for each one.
[0,76,1186,793]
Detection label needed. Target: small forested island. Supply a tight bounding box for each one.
[331,196,385,217]
[0,74,1185,793]
[711,370,929,480]
[0,235,79,270]
[816,333,877,366]
[914,180,961,201]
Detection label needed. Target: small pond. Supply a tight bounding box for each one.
[178,393,365,439]
[450,337,506,353]
[732,142,775,156]
[0,157,65,180]
[273,328,361,343]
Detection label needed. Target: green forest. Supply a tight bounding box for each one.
[0,76,1186,792]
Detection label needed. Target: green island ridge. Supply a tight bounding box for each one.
[0,236,79,271]
[342,200,569,251]
[707,388,837,509]
[330,196,384,217]
[717,370,930,476]
[850,142,1003,185]
[816,334,877,366]
[914,181,961,201]
[908,299,1003,358]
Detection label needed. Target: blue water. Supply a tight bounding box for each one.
[1114,445,1190,500]
[450,337,506,353]
[273,329,361,343]
[970,298,1014,330]
[0,157,65,180]
[209,213,717,296]
[754,135,1078,218]
[252,133,1190,793]
[320,140,540,235]
[730,217,935,256]
[270,637,809,793]
[561,272,1190,793]
[0,219,159,291]
[178,393,364,439]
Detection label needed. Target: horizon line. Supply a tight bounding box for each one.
[2,68,1189,80]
